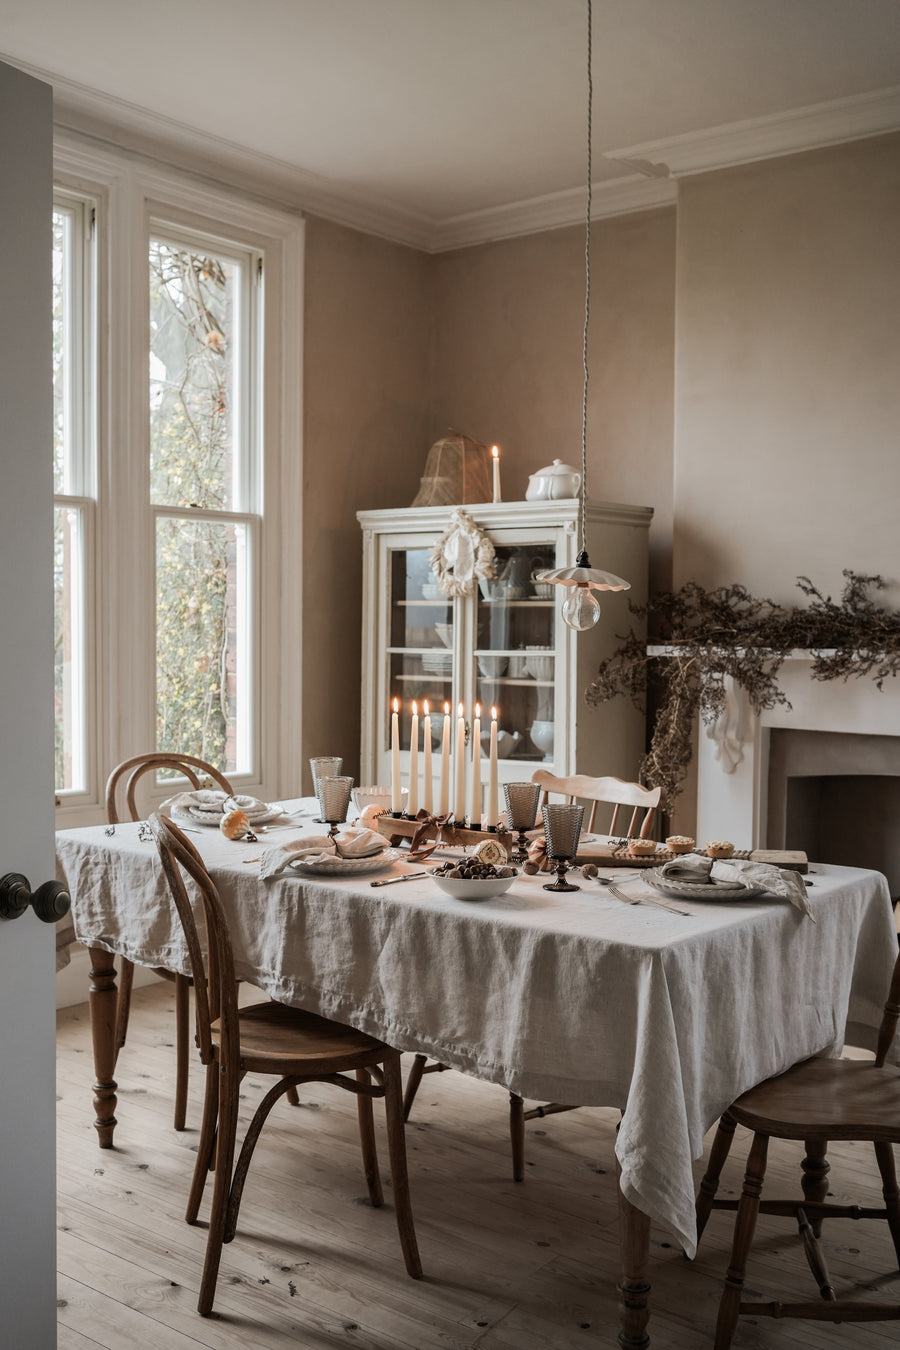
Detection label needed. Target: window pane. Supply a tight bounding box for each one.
[149,240,240,510]
[156,515,250,772]
[54,506,86,791]
[52,208,71,495]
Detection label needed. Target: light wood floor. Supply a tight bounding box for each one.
[57,984,899,1349]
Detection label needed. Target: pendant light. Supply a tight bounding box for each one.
[535,0,630,632]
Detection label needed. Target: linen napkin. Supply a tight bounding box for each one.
[657,853,813,918]
[260,827,387,878]
[162,789,271,823]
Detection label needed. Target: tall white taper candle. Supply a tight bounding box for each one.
[391,699,401,813]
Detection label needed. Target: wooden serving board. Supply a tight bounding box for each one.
[573,843,809,873]
[375,814,513,853]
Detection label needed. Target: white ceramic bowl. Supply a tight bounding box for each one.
[532,582,554,600]
[422,583,444,600]
[422,651,453,675]
[351,785,395,815]
[435,622,454,647]
[433,874,516,901]
[477,655,508,679]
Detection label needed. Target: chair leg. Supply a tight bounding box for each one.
[874,1139,900,1267]
[800,1138,830,1237]
[382,1051,423,1279]
[286,1085,300,1106]
[714,1131,770,1350]
[173,973,190,1131]
[186,1061,219,1225]
[114,957,135,1064]
[509,1093,525,1182]
[356,1068,384,1207]
[224,1078,300,1243]
[403,1053,428,1121]
[197,1057,239,1317]
[696,1110,737,1240]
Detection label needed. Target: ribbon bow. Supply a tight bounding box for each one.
[409,809,453,858]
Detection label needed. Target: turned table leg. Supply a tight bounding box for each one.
[88,945,119,1147]
[617,1178,651,1349]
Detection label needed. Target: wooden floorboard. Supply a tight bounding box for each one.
[57,985,900,1349]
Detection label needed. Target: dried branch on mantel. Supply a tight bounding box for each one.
[586,571,900,806]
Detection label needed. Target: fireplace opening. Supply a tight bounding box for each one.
[767,730,900,901]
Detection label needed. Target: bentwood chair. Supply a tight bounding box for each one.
[150,813,422,1316]
[403,770,664,1183]
[696,941,900,1347]
[106,752,235,1130]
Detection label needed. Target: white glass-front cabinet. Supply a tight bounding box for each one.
[357,500,652,797]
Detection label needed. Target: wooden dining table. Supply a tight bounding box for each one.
[56,803,899,1349]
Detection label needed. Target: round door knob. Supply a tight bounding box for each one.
[30,880,71,924]
[0,872,71,923]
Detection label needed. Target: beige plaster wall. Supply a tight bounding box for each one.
[430,210,676,595]
[302,216,432,784]
[674,132,900,609]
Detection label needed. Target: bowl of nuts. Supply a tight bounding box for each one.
[431,858,518,901]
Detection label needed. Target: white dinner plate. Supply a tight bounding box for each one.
[644,868,766,901]
[176,804,282,827]
[288,848,403,877]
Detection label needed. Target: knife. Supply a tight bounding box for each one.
[370,871,430,888]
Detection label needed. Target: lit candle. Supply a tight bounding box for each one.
[422,699,433,814]
[391,698,401,813]
[491,445,501,503]
[454,702,466,823]
[487,706,499,827]
[440,701,451,815]
[408,700,419,817]
[470,702,481,828]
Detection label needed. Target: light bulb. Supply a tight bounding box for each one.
[561,584,601,631]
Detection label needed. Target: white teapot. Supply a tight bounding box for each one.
[525,459,581,501]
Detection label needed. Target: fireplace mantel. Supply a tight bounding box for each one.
[686,652,900,847]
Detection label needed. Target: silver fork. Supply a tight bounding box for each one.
[606,879,692,917]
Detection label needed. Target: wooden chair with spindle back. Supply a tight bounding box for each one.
[530,769,663,840]
[106,752,235,1130]
[150,813,422,1316]
[696,941,900,1346]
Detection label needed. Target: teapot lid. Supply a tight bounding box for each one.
[531,458,579,478]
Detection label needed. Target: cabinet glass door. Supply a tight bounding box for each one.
[387,547,453,750]
[475,543,556,765]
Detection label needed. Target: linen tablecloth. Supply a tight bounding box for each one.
[56,813,897,1258]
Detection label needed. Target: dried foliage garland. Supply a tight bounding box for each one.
[586,571,900,807]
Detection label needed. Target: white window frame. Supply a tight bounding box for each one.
[53,189,97,805]
[53,136,304,826]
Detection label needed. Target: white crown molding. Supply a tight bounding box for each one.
[606,84,900,180]
[12,50,900,251]
[431,175,676,252]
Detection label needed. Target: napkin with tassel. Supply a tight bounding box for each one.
[656,853,813,919]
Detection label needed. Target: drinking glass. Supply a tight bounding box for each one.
[504,782,542,862]
[310,756,342,817]
[541,803,584,891]
[316,776,355,840]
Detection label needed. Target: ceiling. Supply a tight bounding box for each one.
[3,0,900,248]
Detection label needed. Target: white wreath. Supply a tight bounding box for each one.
[429,508,495,597]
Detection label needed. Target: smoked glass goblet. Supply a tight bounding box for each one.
[504,782,542,863]
[541,803,584,892]
[316,776,354,842]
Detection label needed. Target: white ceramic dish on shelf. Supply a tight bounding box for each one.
[477,655,508,679]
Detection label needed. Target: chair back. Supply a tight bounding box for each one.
[106,752,234,824]
[148,813,241,1080]
[531,770,662,838]
[874,943,900,1068]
